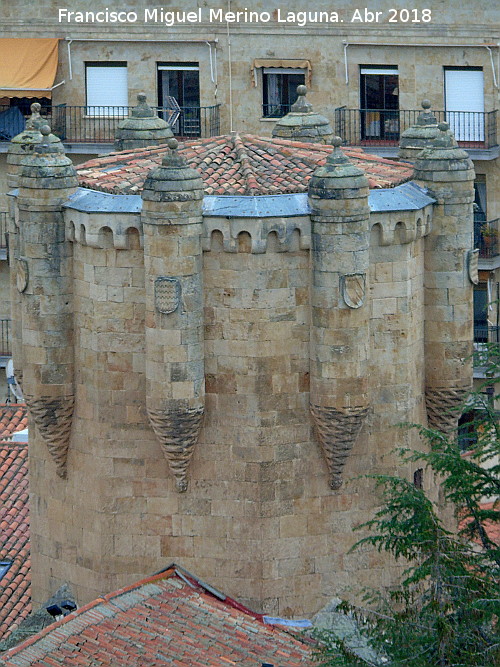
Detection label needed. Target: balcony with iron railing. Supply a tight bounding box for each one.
[474,218,500,269]
[0,104,221,146]
[473,325,500,377]
[334,108,498,157]
[262,103,292,118]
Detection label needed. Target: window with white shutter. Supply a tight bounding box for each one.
[444,68,484,142]
[85,62,128,116]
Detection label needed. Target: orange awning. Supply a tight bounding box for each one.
[0,38,60,99]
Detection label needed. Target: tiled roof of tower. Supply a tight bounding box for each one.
[0,405,28,442]
[1,566,313,666]
[77,134,413,196]
[0,442,30,643]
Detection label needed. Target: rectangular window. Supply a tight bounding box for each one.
[444,67,484,142]
[360,66,399,141]
[85,62,128,116]
[157,63,200,136]
[262,68,305,118]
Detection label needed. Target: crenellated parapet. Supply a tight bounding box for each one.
[370,208,433,245]
[202,216,311,253]
[66,212,143,249]
[61,182,435,257]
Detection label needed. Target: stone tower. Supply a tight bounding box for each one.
[11,127,474,617]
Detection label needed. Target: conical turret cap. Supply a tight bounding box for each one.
[273,85,334,144]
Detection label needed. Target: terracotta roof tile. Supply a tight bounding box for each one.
[2,567,313,666]
[0,404,28,442]
[0,441,31,642]
[77,134,413,197]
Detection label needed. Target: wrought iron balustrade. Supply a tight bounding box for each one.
[262,103,292,118]
[474,218,500,258]
[334,107,498,149]
[0,104,221,143]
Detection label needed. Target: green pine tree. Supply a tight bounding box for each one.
[314,386,500,667]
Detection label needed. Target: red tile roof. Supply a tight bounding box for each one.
[459,500,500,546]
[480,501,500,545]
[1,566,313,666]
[77,134,413,196]
[0,442,30,642]
[0,405,28,443]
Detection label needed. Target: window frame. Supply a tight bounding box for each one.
[261,67,306,119]
[85,61,128,117]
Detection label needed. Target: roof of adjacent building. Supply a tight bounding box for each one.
[0,405,28,443]
[479,501,500,545]
[1,565,313,666]
[77,134,413,196]
[0,441,30,643]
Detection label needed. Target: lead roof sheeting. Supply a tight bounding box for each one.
[63,182,434,217]
[63,189,143,213]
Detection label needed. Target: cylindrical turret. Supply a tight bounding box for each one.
[398,99,440,163]
[414,122,475,433]
[141,138,205,492]
[7,105,63,392]
[308,137,370,489]
[17,125,78,477]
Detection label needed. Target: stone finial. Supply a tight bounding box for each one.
[398,99,440,162]
[114,93,174,151]
[132,92,156,118]
[25,102,43,131]
[290,84,313,113]
[142,137,204,203]
[432,121,459,148]
[418,99,438,126]
[414,118,473,178]
[272,85,334,144]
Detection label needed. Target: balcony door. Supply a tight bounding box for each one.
[262,68,305,118]
[445,68,484,142]
[360,67,399,141]
[157,63,200,136]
